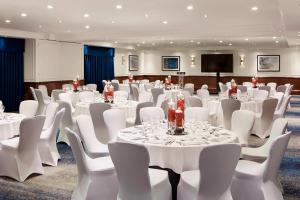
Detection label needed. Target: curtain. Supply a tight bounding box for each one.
[84,45,115,92]
[0,37,24,112]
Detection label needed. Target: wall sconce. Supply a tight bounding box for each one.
[191,56,196,66]
[121,55,126,65]
[240,55,245,68]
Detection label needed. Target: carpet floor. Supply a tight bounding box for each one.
[0,97,299,200]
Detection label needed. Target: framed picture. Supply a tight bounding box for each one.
[129,55,139,71]
[162,56,180,71]
[257,55,280,72]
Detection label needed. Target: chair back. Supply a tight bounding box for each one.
[139,92,152,103]
[261,98,278,127]
[263,132,291,182]
[78,91,94,102]
[111,79,120,84]
[184,83,194,95]
[272,92,284,111]
[242,82,252,87]
[198,144,241,199]
[219,82,228,92]
[237,85,247,93]
[259,86,271,95]
[221,99,241,130]
[108,142,152,200]
[188,96,203,107]
[57,100,74,129]
[30,87,37,100]
[103,109,126,142]
[111,82,119,91]
[19,100,39,117]
[267,82,277,89]
[276,85,287,93]
[276,95,291,116]
[231,110,255,146]
[134,102,154,125]
[43,108,65,142]
[185,107,209,121]
[131,84,139,101]
[140,107,165,123]
[161,99,169,118]
[86,83,97,91]
[285,84,293,96]
[18,116,45,160]
[253,90,269,101]
[156,93,166,107]
[38,85,49,99]
[51,90,65,101]
[197,89,210,99]
[43,102,59,130]
[35,89,47,115]
[89,102,111,144]
[151,88,164,105]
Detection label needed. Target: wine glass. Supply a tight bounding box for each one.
[169,122,176,135]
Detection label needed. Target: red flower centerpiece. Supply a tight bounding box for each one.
[252,76,258,88]
[128,74,133,83]
[229,79,237,99]
[177,92,185,111]
[104,81,114,103]
[175,109,184,130]
[73,75,80,92]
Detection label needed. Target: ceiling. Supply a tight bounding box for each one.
[0,0,299,49]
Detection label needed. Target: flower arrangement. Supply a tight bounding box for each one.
[103,81,114,103]
[73,75,80,91]
[229,79,237,99]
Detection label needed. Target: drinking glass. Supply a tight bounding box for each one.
[169,122,176,135]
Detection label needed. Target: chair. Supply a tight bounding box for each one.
[39,108,65,166]
[253,90,269,102]
[185,107,209,122]
[86,83,97,91]
[285,84,293,97]
[219,82,228,93]
[237,85,247,93]
[0,116,45,182]
[78,91,94,102]
[151,88,164,106]
[221,99,241,130]
[184,83,194,95]
[242,118,288,159]
[177,144,241,200]
[111,82,120,91]
[57,100,76,145]
[140,107,165,123]
[59,92,75,112]
[19,100,39,117]
[43,102,59,130]
[259,86,271,95]
[274,95,291,118]
[231,110,255,146]
[128,102,154,126]
[196,89,210,100]
[272,92,284,111]
[108,142,171,200]
[161,99,169,118]
[35,89,50,115]
[251,98,278,139]
[267,82,277,89]
[66,128,118,200]
[182,90,191,106]
[114,90,129,100]
[89,103,111,144]
[76,115,109,158]
[30,87,37,100]
[103,109,126,142]
[139,91,152,103]
[156,93,166,107]
[51,89,65,101]
[111,79,120,84]
[188,96,203,107]
[131,84,139,101]
[201,84,208,90]
[232,132,291,200]
[38,85,51,101]
[276,85,286,93]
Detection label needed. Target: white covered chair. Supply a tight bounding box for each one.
[108,142,171,200]
[43,102,59,130]
[184,83,194,95]
[274,95,291,119]
[272,92,284,111]
[253,90,269,102]
[0,116,45,182]
[188,96,203,107]
[151,88,164,106]
[140,107,165,123]
[251,98,278,139]
[78,91,94,102]
[177,144,241,200]
[139,91,152,103]
[35,89,50,115]
[131,84,140,101]
[237,85,247,93]
[103,109,127,142]
[231,110,255,146]
[89,102,111,144]
[267,82,277,89]
[276,85,286,93]
[242,118,288,159]
[185,107,209,122]
[127,102,154,126]
[59,92,75,113]
[66,128,118,200]
[57,100,76,145]
[221,99,241,130]
[259,86,271,95]
[19,100,39,117]
[76,115,109,158]
[38,85,51,101]
[51,90,65,101]
[30,87,37,100]
[86,83,97,91]
[114,90,129,100]
[231,132,291,200]
[156,93,166,107]
[39,108,65,166]
[196,89,210,100]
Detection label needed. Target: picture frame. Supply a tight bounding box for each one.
[257,55,280,72]
[162,56,180,71]
[128,55,139,71]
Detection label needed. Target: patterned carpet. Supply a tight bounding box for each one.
[0,97,299,200]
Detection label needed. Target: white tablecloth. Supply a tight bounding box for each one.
[117,122,238,173]
[119,84,146,93]
[0,113,25,140]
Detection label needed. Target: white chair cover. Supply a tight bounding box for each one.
[38,85,51,100]
[103,109,126,142]
[59,92,75,112]
[35,89,50,115]
[274,95,291,118]
[267,82,277,89]
[19,100,38,117]
[151,88,164,106]
[30,87,37,100]
[62,84,73,90]
[188,96,203,107]
[51,90,65,101]
[221,99,241,130]
[140,107,165,123]
[185,107,209,122]
[253,90,269,102]
[276,85,286,93]
[86,83,97,91]
[156,93,166,107]
[43,102,59,130]
[196,89,210,100]
[139,91,152,103]
[272,92,284,111]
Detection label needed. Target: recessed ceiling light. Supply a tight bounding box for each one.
[112,20,115,24]
[47,5,53,9]
[5,19,11,23]
[190,40,194,43]
[39,25,42,28]
[116,4,123,9]
[83,13,89,18]
[58,20,62,23]
[145,13,149,18]
[142,41,145,44]
[186,5,194,10]
[229,43,233,46]
[162,21,168,24]
[197,42,201,44]
[152,43,155,46]
[219,40,223,43]
[21,13,27,17]
[298,34,300,37]
[137,44,140,46]
[114,41,118,44]
[275,41,279,43]
[204,14,208,19]
[245,38,249,41]
[251,6,258,11]
[170,41,174,44]
[272,36,277,39]
[85,25,90,29]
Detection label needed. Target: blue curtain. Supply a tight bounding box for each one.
[0,37,24,112]
[84,45,115,92]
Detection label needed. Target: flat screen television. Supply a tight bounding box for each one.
[201,54,233,72]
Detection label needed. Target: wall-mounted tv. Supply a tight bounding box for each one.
[201,54,233,72]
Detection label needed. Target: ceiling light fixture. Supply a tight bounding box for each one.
[5,19,11,23]
[83,13,89,18]
[170,41,174,44]
[190,40,194,43]
[197,42,201,44]
[204,14,208,19]
[47,5,53,9]
[142,41,145,44]
[272,36,277,39]
[116,4,123,9]
[114,41,118,44]
[137,44,140,46]
[219,40,223,43]
[251,6,258,11]
[39,25,42,28]
[145,13,149,18]
[186,5,194,10]
[245,38,249,41]
[58,20,62,23]
[229,43,233,46]
[21,13,27,17]
[162,21,168,24]
[85,25,90,29]
[275,41,279,43]
[112,20,115,24]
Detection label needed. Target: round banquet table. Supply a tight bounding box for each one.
[0,113,25,140]
[75,99,138,120]
[117,121,238,174]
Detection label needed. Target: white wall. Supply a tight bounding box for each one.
[24,39,36,82]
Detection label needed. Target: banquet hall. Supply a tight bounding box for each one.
[0,0,299,199]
